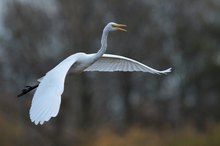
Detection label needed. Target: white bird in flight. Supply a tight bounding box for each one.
[18,22,171,125]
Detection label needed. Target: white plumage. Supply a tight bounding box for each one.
[28,22,171,125]
[85,54,171,74]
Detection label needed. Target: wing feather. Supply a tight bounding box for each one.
[84,54,171,74]
[30,55,77,125]
[30,75,63,125]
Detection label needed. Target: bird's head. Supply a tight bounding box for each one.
[106,22,127,32]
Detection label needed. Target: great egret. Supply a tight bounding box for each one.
[18,22,171,125]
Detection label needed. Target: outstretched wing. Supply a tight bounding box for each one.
[30,55,78,125]
[30,74,62,125]
[84,54,171,74]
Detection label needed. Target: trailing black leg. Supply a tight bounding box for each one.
[17,84,39,97]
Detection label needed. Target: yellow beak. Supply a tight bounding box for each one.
[114,23,127,32]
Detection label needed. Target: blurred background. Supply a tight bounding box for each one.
[0,0,220,145]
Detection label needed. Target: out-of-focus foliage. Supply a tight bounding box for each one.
[1,121,220,146]
[85,124,220,146]
[0,0,220,145]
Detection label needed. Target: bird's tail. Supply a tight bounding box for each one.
[17,84,39,97]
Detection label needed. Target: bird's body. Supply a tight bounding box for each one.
[20,22,171,125]
[70,53,97,72]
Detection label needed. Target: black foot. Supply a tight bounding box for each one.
[17,84,39,98]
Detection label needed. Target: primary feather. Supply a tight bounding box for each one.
[84,54,171,74]
[30,55,78,125]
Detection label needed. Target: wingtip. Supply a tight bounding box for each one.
[166,68,172,72]
[161,68,172,75]
[32,119,46,125]
[30,112,52,125]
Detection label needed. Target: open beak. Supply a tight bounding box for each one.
[114,23,127,32]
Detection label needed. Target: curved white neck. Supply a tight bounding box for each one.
[96,27,110,58]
